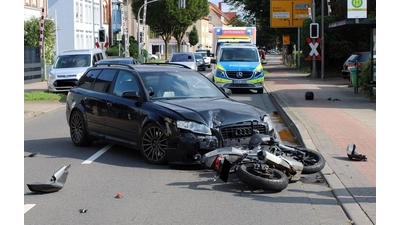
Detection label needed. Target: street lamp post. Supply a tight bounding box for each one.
[137,0,158,61]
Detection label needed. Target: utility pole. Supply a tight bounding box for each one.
[137,0,158,62]
[122,1,129,57]
[311,0,316,78]
[321,0,325,79]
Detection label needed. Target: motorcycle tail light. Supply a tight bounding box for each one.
[212,156,222,172]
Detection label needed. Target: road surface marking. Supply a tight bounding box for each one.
[24,204,36,214]
[82,144,114,164]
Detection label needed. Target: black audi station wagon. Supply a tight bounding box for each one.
[66,63,275,168]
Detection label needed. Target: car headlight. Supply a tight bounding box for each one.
[48,71,56,79]
[216,69,227,77]
[254,68,263,77]
[76,68,87,79]
[177,120,212,135]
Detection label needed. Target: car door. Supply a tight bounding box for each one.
[106,70,141,145]
[82,69,117,137]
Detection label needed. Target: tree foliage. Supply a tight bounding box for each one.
[131,0,208,60]
[188,26,199,50]
[24,16,56,64]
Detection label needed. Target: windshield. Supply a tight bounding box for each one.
[219,48,259,62]
[54,54,91,68]
[139,70,226,99]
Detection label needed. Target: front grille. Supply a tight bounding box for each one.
[229,83,252,87]
[54,79,78,88]
[220,124,267,139]
[226,71,253,79]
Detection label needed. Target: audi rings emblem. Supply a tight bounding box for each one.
[236,72,243,78]
[235,127,251,136]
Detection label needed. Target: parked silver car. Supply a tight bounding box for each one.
[166,52,198,71]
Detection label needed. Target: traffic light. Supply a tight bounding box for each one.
[310,23,319,38]
[99,28,106,43]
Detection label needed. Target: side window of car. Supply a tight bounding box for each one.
[92,69,117,93]
[92,55,98,66]
[97,53,104,60]
[77,69,101,90]
[113,71,140,97]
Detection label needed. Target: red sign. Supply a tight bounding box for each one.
[306,38,321,60]
[221,30,247,36]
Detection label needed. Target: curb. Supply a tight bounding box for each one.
[24,104,66,120]
[267,89,373,225]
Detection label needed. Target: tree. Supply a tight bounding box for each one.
[188,26,199,51]
[24,16,56,65]
[131,0,208,59]
[171,0,208,52]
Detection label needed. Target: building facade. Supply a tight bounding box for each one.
[26,1,233,57]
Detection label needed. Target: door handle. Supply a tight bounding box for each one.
[107,102,112,107]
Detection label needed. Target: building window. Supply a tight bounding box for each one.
[103,0,109,24]
[25,0,30,6]
[80,3,83,23]
[75,2,79,22]
[32,0,36,7]
[39,0,43,8]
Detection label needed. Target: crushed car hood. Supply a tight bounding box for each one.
[155,98,265,127]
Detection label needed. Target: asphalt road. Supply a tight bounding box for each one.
[24,78,352,225]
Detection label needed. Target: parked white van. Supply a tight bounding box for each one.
[47,49,106,92]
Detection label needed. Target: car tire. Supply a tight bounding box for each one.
[69,110,93,146]
[140,122,168,165]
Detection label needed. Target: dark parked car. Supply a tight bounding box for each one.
[66,63,276,168]
[194,53,206,71]
[341,52,371,80]
[96,57,139,65]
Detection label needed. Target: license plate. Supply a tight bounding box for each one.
[233,80,247,84]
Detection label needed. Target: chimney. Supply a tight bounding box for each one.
[219,2,222,11]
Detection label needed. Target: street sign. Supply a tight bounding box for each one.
[283,35,290,45]
[306,38,321,60]
[270,0,312,28]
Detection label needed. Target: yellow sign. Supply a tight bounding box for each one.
[282,35,290,45]
[270,0,312,28]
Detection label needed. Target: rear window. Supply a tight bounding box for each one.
[171,54,193,62]
[357,53,371,62]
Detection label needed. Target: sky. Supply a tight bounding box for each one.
[208,0,230,12]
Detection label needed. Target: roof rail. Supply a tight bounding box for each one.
[94,63,136,69]
[143,62,192,70]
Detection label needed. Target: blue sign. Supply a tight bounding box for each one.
[295,4,309,8]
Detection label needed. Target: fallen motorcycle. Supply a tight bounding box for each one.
[248,134,326,174]
[201,133,325,192]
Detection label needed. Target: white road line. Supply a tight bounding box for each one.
[24,204,36,214]
[82,144,114,164]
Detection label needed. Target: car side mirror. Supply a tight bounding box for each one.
[122,91,140,100]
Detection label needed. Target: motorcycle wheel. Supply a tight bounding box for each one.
[237,163,289,192]
[291,148,326,174]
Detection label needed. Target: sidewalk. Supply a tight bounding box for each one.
[24,81,66,120]
[263,63,376,225]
